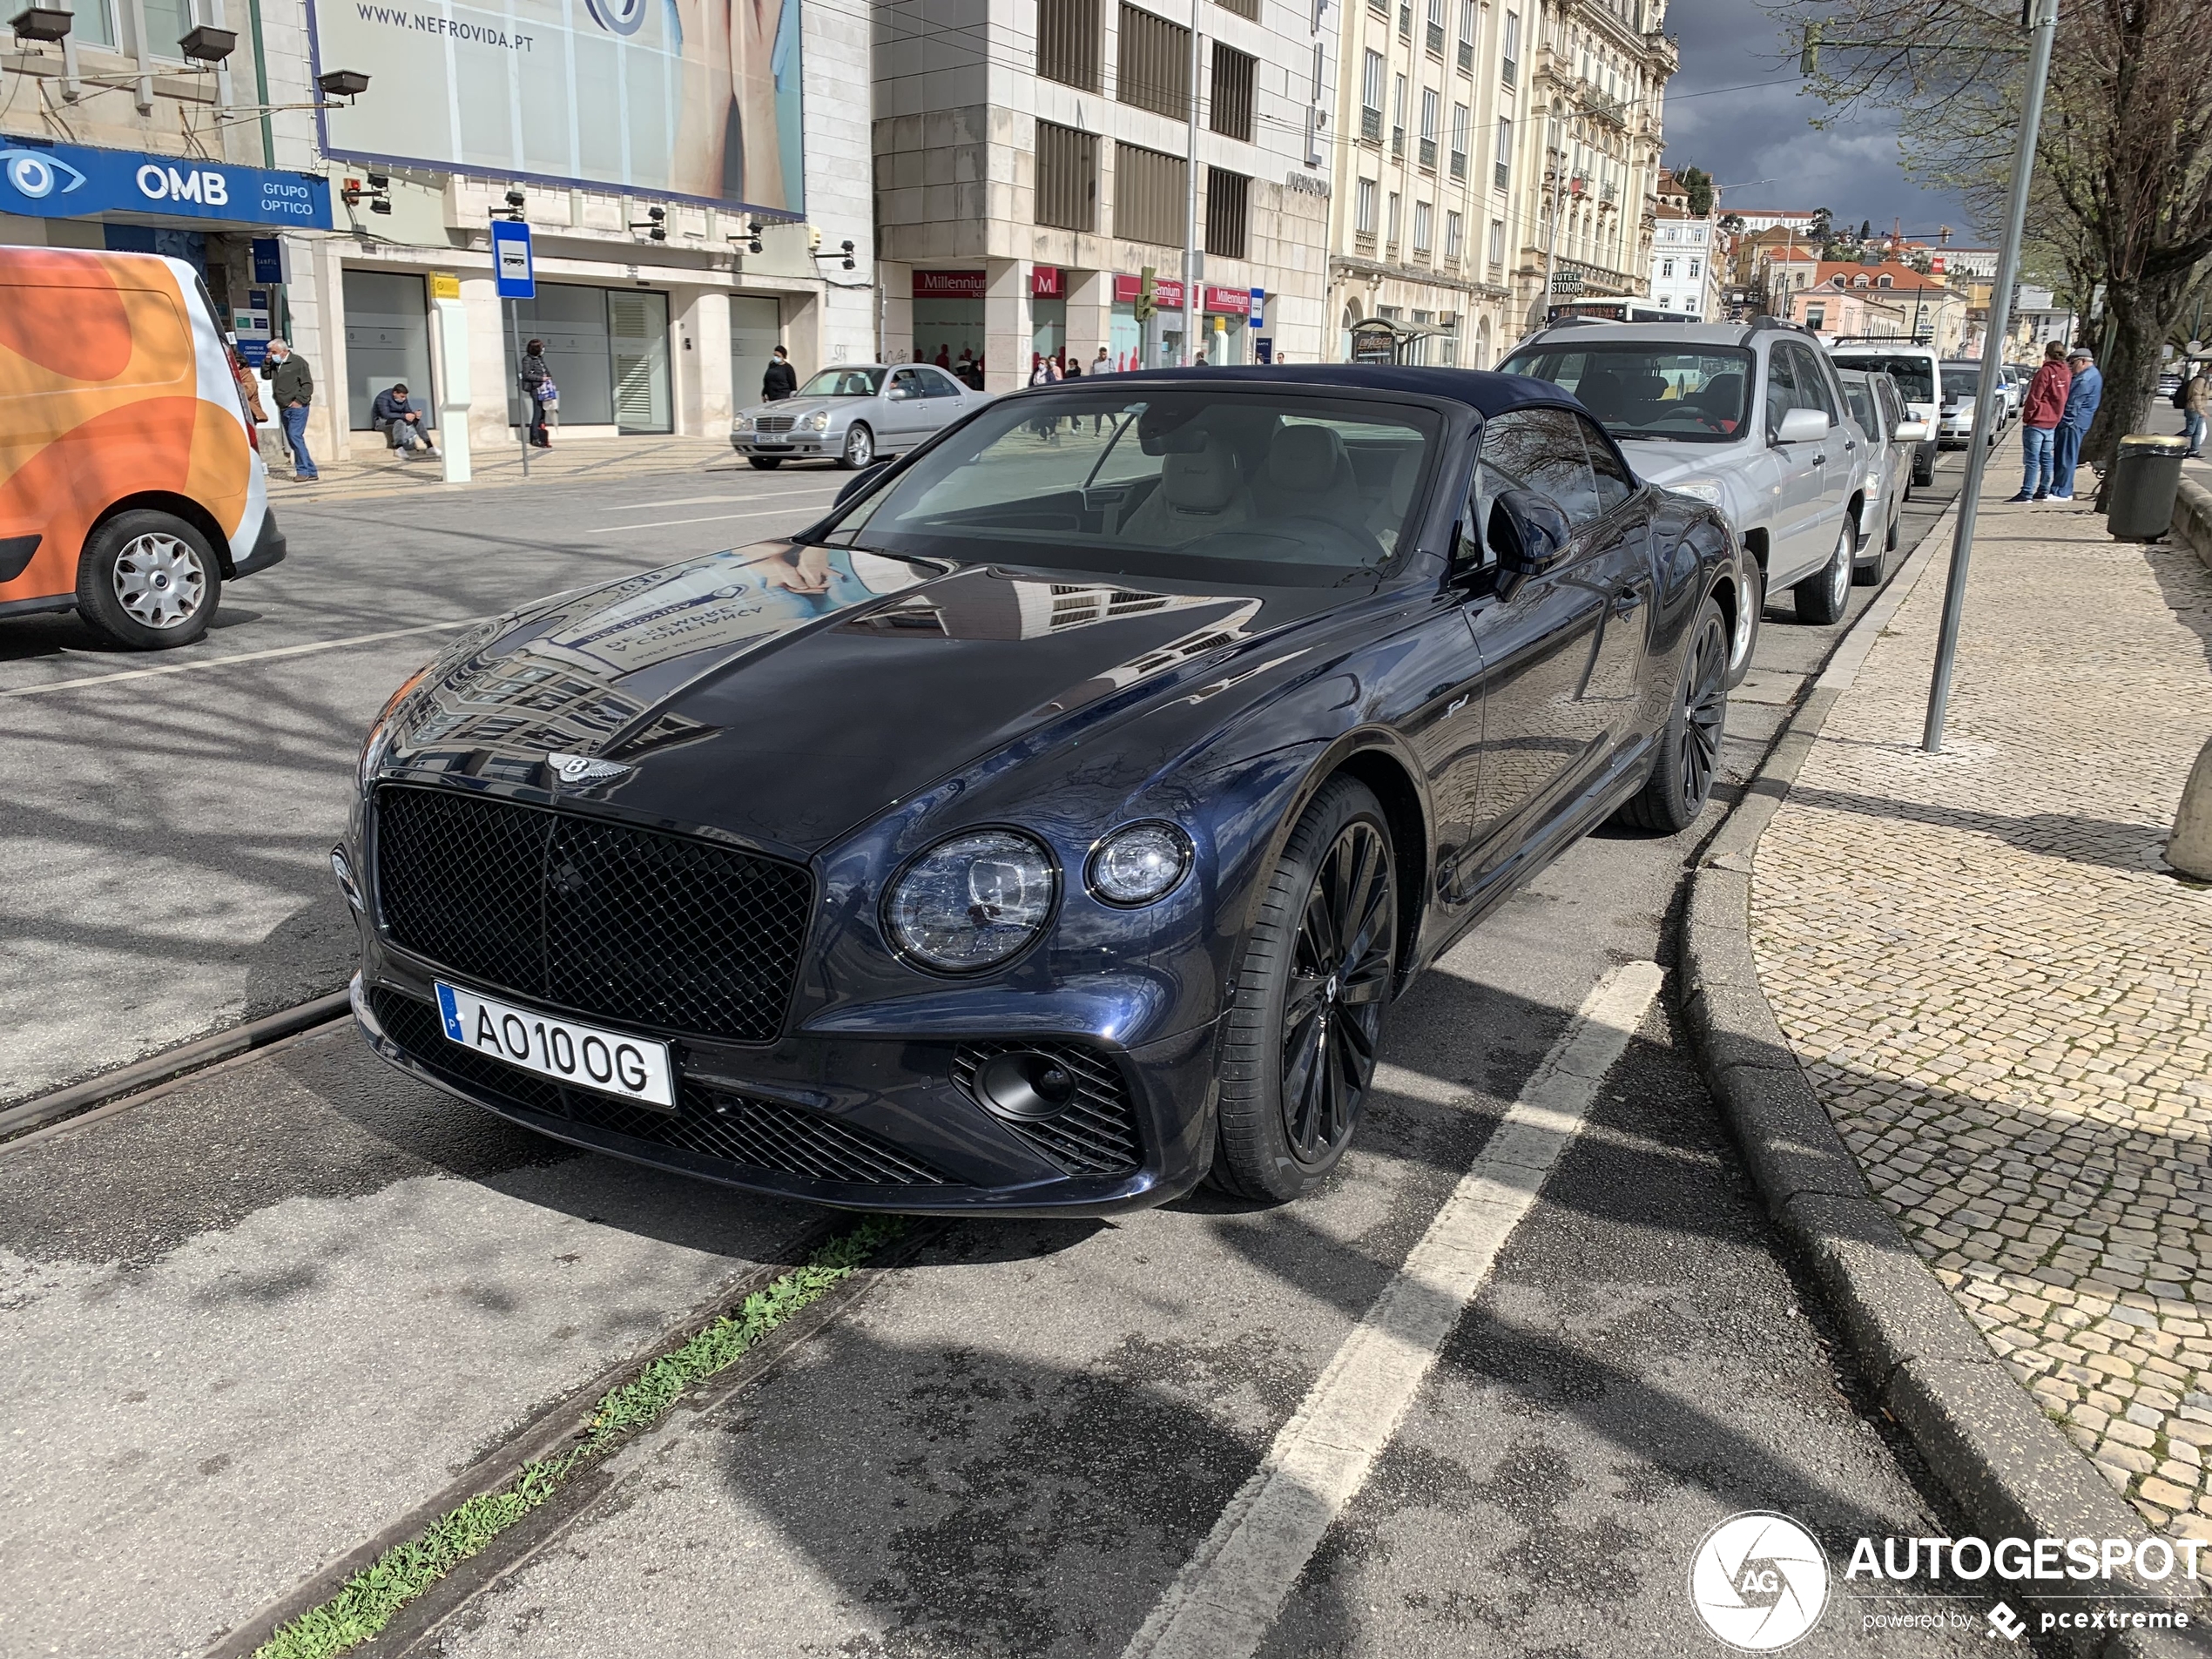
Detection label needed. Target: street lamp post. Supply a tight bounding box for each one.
[1922,0,2060,752]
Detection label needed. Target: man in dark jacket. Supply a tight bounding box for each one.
[371,382,437,458]
[259,340,317,482]
[2049,347,2102,500]
[761,346,798,401]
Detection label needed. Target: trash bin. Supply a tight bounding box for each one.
[2106,433,2189,541]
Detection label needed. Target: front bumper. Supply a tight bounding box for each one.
[350,944,1221,1216]
[731,433,832,458]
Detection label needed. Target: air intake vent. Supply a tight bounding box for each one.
[952,1040,1143,1177]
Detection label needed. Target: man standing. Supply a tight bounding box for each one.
[762,345,798,402]
[2006,341,2070,502]
[259,340,317,482]
[2183,362,2209,458]
[1091,345,1111,377]
[2049,346,2102,501]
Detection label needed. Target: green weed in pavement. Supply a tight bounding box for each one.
[253,1216,905,1659]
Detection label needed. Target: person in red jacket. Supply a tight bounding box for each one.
[2008,341,2072,501]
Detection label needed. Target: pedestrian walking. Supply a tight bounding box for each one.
[1091,346,1111,377]
[2183,364,2209,459]
[258,339,317,482]
[762,345,798,402]
[2006,341,2071,501]
[2049,346,2102,500]
[518,339,553,449]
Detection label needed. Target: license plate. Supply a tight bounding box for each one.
[433,981,676,1110]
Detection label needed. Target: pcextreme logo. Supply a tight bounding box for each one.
[1689,1513,1830,1651]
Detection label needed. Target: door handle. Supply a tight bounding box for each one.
[1811,452,1827,467]
[1844,439,1858,451]
[1610,586,1644,617]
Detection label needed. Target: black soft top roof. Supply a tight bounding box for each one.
[1078,363,1584,419]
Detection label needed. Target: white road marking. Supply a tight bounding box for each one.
[0,619,482,700]
[597,488,843,514]
[1121,959,1667,1659]
[589,502,839,535]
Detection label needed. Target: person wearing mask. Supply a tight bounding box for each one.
[761,345,799,402]
[517,339,553,449]
[258,340,317,482]
[372,382,439,459]
[2006,341,2071,502]
[2183,363,2209,459]
[2048,346,2102,501]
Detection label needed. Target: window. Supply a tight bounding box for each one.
[1204,167,1249,260]
[1487,218,1505,265]
[1446,210,1464,260]
[1804,303,1826,330]
[1688,259,1701,279]
[1386,191,1402,246]
[1355,178,1379,234]
[1210,43,1256,141]
[1114,142,1189,246]
[1214,0,1260,18]
[1477,407,1601,527]
[1457,0,1475,71]
[1311,41,1324,101]
[140,0,192,58]
[1393,74,1407,157]
[1763,347,1802,442]
[1661,259,1674,279]
[1036,122,1099,233]
[1399,0,1411,38]
[1361,51,1385,142]
[1449,102,1468,179]
[65,0,117,47]
[1426,0,1444,53]
[1492,342,1757,444]
[1039,0,1103,91]
[1785,343,1842,422]
[1117,5,1191,121]
[1578,415,1635,513]
[921,368,966,397]
[1494,118,1512,190]
[1413,200,1433,254]
[1419,88,1440,171]
[1501,10,1520,84]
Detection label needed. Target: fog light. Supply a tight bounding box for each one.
[331,846,363,913]
[974,1051,1078,1121]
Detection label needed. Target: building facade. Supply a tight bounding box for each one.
[1785,260,1966,354]
[1647,203,1716,319]
[873,0,1336,387]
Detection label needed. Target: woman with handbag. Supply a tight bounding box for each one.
[519,339,554,448]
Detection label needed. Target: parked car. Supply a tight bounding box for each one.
[2158,371,2184,401]
[1500,316,1868,669]
[341,367,1739,1212]
[1829,343,1945,488]
[1835,368,1926,585]
[1935,361,2005,448]
[731,363,982,470]
[0,246,285,648]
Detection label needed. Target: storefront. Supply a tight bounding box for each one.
[730,295,783,409]
[496,283,674,435]
[912,270,986,368]
[342,269,437,431]
[1029,266,1065,369]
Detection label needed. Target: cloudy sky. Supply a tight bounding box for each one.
[1660,0,1980,241]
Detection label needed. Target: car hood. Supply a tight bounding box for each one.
[1615,439,1748,492]
[379,543,1343,856]
[740,396,860,421]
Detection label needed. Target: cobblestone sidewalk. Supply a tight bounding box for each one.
[1749,486,2212,1538]
[259,432,753,502]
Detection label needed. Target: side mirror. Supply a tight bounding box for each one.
[833,458,893,507]
[1488,488,1574,577]
[1894,419,1930,443]
[1774,406,1830,445]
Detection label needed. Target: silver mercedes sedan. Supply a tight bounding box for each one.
[731,363,985,470]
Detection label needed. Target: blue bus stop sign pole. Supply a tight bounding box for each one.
[492,219,536,477]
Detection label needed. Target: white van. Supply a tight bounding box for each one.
[1828,343,1944,489]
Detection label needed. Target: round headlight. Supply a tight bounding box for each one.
[887,830,1058,972]
[799,409,829,432]
[1088,823,1191,906]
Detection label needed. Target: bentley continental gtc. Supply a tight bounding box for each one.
[340,367,1739,1214]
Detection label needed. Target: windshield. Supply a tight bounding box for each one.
[1834,354,1934,402]
[798,368,886,397]
[1842,381,1878,435]
[810,389,1441,586]
[1496,344,1754,443]
[1939,366,1981,401]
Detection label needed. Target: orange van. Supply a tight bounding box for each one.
[0,245,285,649]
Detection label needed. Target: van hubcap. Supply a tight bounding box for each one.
[113,534,207,629]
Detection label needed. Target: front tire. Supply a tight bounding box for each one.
[1724,556,1762,690]
[1912,446,1934,488]
[839,424,875,470]
[1210,778,1398,1203]
[746,455,783,470]
[75,510,221,650]
[1616,594,1728,834]
[1794,521,1852,625]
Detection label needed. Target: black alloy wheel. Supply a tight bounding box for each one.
[1210,776,1398,1202]
[1616,594,1729,833]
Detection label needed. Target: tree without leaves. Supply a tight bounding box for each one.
[1766,0,2212,472]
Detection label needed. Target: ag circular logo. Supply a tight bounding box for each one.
[1688,1512,1829,1650]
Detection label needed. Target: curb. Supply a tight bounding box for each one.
[1680,499,2212,1656]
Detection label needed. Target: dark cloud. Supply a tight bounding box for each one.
[1659,0,1980,239]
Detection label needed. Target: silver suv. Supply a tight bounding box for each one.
[1499,318,1869,678]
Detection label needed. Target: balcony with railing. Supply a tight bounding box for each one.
[1449,149,1466,181]
[1419,137,1437,171]
[1494,159,1510,190]
[1361,105,1382,141]
[1458,38,1473,71]
[1426,19,1444,53]
[1501,54,1517,85]
[1393,125,1406,158]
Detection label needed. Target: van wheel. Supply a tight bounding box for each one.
[76,511,221,650]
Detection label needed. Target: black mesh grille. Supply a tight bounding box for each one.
[951,1041,1143,1177]
[371,988,949,1187]
[374,784,812,1043]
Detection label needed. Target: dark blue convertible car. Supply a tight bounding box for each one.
[339,367,1739,1213]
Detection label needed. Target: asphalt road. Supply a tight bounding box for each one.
[0,440,2050,1656]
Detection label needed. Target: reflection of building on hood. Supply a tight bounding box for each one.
[851,579,1231,642]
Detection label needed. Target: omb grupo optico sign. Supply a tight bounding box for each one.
[307,0,804,214]
[0,141,333,227]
